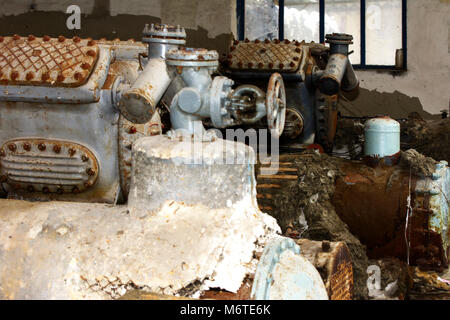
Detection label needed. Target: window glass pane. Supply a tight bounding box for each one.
[284,0,320,42]
[245,0,279,40]
[366,0,402,65]
[325,0,361,65]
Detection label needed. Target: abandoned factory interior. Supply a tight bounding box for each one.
[0,0,449,304]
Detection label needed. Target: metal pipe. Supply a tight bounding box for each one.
[119,58,174,124]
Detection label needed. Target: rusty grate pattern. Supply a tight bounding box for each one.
[330,261,354,300]
[0,35,99,87]
[228,40,303,72]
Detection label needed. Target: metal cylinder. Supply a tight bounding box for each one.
[364,116,400,159]
[318,33,359,96]
[119,58,174,124]
[142,23,186,59]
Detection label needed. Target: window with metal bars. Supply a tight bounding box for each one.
[236,0,407,70]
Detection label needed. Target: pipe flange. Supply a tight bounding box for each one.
[166,48,219,68]
[210,76,234,128]
[142,23,186,45]
[325,33,353,45]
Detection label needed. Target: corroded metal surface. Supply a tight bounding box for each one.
[296,239,354,300]
[228,40,304,72]
[333,160,449,272]
[0,35,98,87]
[0,138,98,194]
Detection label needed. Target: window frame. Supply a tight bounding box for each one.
[236,0,408,70]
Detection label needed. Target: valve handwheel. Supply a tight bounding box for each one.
[266,73,286,139]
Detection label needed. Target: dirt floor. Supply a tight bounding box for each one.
[257,151,370,300]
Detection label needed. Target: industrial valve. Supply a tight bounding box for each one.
[166,48,287,138]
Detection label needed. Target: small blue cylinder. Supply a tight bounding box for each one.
[364,116,400,158]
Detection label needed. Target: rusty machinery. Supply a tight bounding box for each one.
[255,118,450,272]
[0,24,287,203]
[222,33,359,153]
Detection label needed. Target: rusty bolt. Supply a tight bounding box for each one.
[53,145,61,154]
[41,72,50,81]
[279,63,284,69]
[81,155,89,162]
[87,40,96,46]
[293,56,299,61]
[295,48,301,53]
[81,63,91,70]
[0,37,4,43]
[73,36,81,43]
[0,149,5,157]
[32,49,41,57]
[129,126,137,134]
[72,186,80,194]
[268,62,274,69]
[230,46,236,52]
[86,168,95,176]
[38,143,46,151]
[260,48,266,54]
[42,187,50,194]
[8,143,17,152]
[264,39,270,44]
[0,175,8,183]
[244,38,250,43]
[248,62,254,68]
[23,143,31,151]
[86,49,96,57]
[284,39,290,44]
[255,39,260,44]
[28,35,36,41]
[26,72,34,81]
[68,148,76,157]
[295,41,300,46]
[43,35,51,42]
[57,74,65,82]
[13,34,20,40]
[10,71,19,81]
[56,186,64,194]
[233,40,240,45]
[274,39,280,44]
[290,62,295,68]
[58,36,66,42]
[74,72,83,81]
[27,185,35,193]
[258,63,264,68]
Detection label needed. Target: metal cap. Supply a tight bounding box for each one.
[166,48,219,68]
[325,33,353,45]
[142,23,186,45]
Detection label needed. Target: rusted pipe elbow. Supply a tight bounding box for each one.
[119,58,173,124]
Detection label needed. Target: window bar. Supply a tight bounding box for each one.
[360,0,366,67]
[402,0,407,69]
[237,0,245,40]
[319,0,325,43]
[279,0,285,41]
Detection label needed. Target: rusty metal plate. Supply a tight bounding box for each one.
[329,260,354,300]
[0,35,99,87]
[228,40,304,72]
[0,138,99,194]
